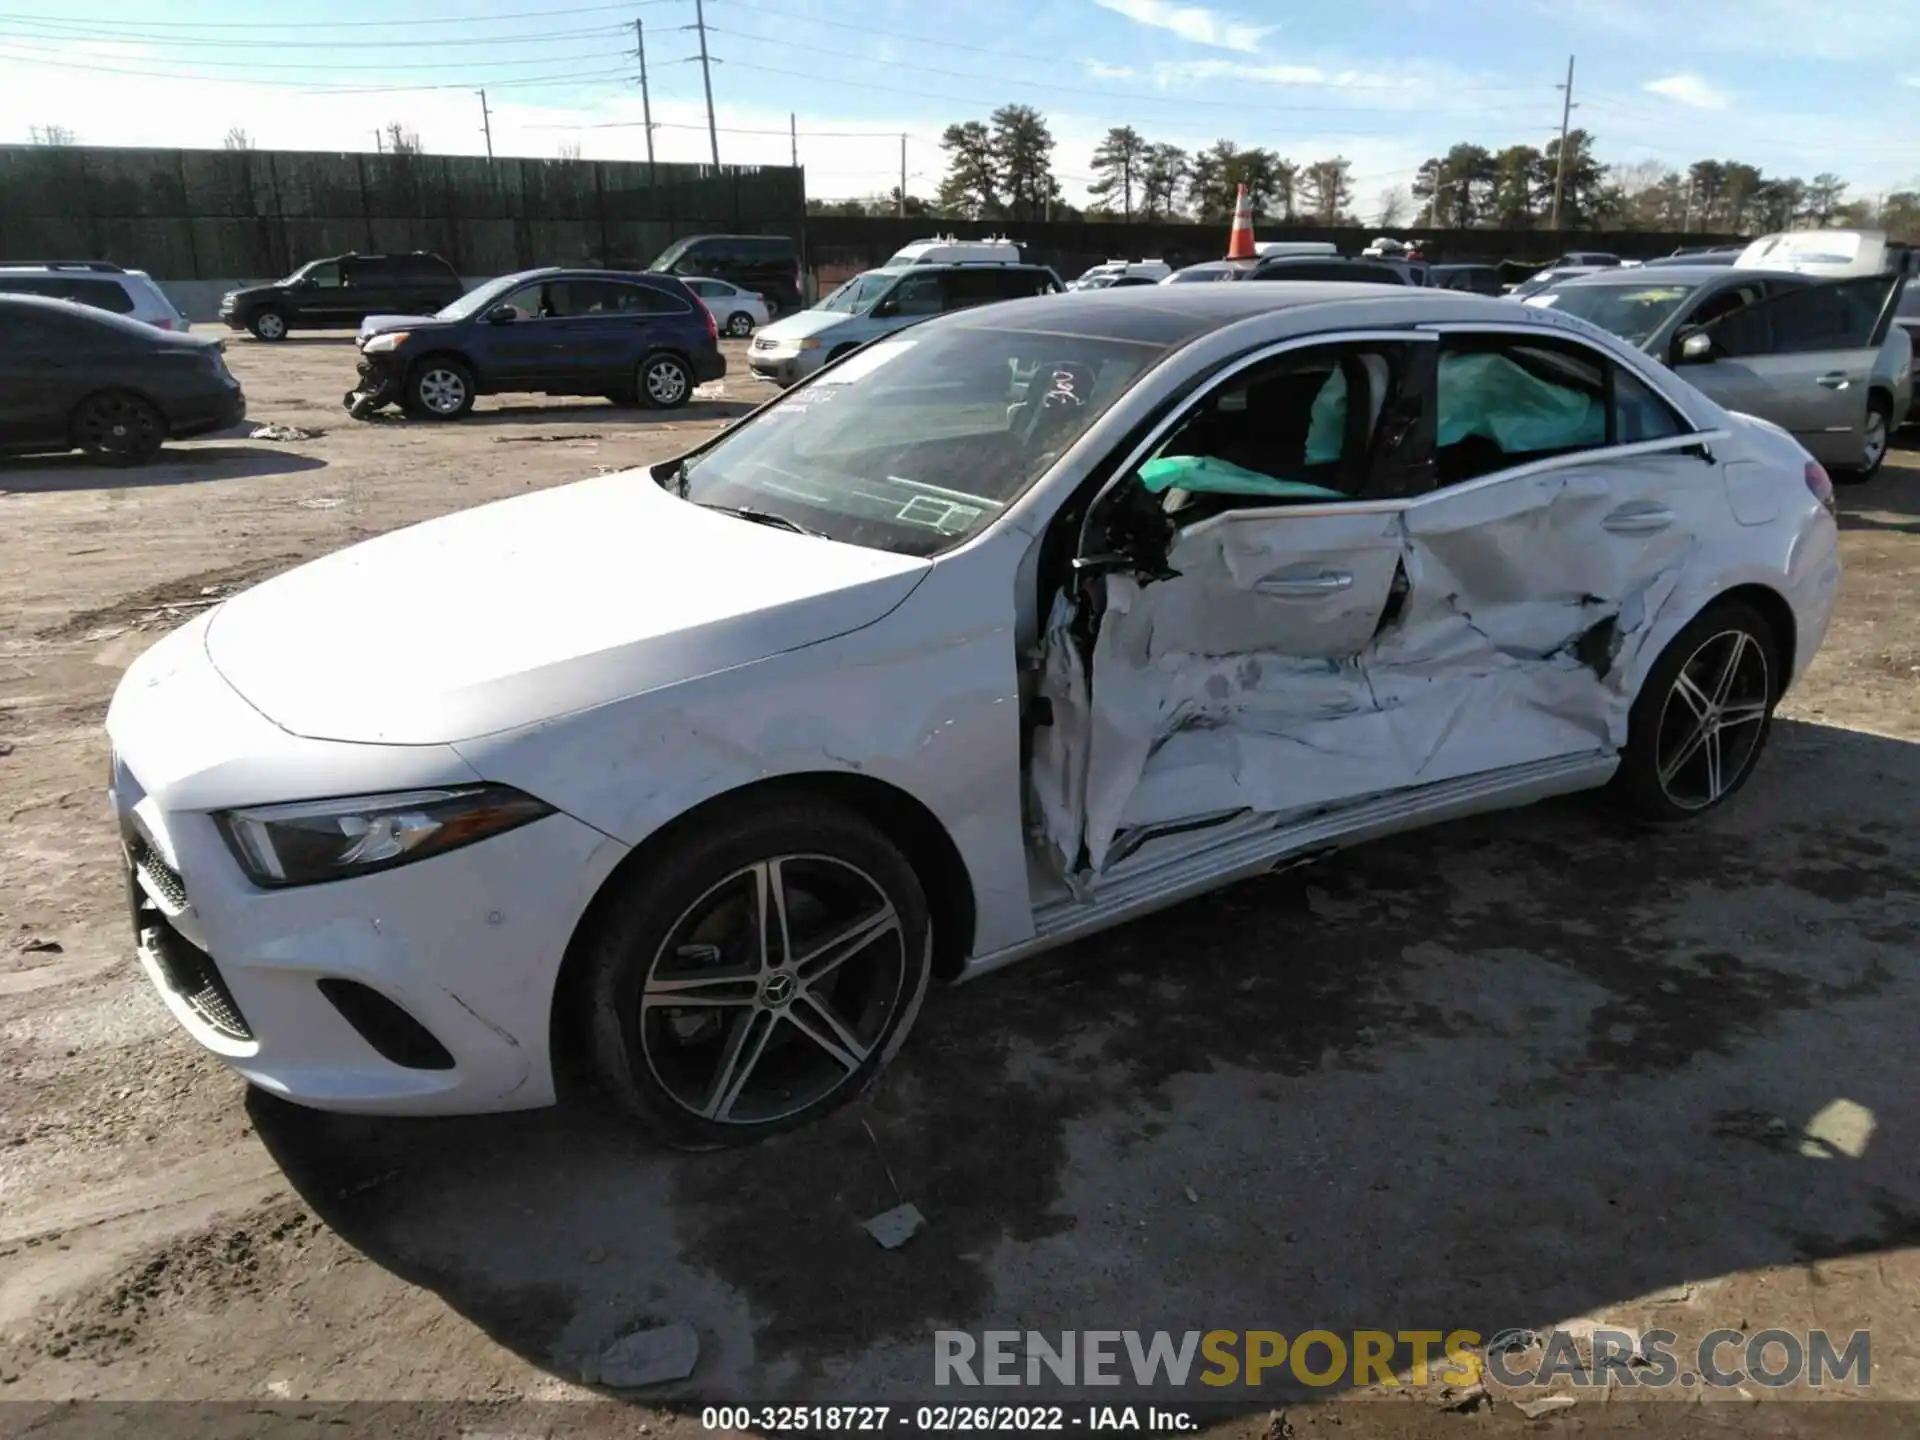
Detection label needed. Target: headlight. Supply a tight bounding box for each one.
[215,784,553,888]
[361,331,409,354]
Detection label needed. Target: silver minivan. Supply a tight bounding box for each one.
[748,262,1061,386]
[1531,264,1911,477]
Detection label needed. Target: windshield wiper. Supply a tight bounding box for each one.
[693,501,827,538]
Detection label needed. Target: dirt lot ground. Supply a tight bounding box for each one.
[1,330,1918,1437]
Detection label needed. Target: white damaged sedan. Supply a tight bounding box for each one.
[107,284,1841,1145]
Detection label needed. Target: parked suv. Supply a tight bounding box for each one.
[0,261,187,330]
[346,267,724,419]
[221,252,465,342]
[749,262,1061,386]
[649,234,800,317]
[0,294,244,465]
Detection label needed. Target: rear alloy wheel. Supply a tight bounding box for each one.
[586,801,931,1148]
[71,391,165,466]
[640,353,693,409]
[724,311,755,338]
[407,359,475,419]
[1615,600,1778,821]
[1848,397,1890,480]
[248,310,287,342]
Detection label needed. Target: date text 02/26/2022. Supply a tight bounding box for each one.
[701,1406,1197,1432]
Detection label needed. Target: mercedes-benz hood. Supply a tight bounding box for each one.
[203,471,930,745]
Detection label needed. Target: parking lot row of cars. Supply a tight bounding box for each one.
[0,228,1911,475]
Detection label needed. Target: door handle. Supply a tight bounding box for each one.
[1816,372,1851,389]
[1602,504,1676,534]
[1254,571,1354,597]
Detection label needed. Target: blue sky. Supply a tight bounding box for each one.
[2,0,1915,220]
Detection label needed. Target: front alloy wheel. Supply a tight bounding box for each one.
[408,360,475,419]
[585,800,931,1147]
[249,310,287,342]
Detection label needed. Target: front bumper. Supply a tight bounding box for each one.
[346,354,404,414]
[172,383,247,440]
[748,349,823,387]
[106,614,627,1115]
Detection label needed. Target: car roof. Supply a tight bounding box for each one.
[865,261,1053,277]
[946,282,1541,349]
[1557,265,1794,287]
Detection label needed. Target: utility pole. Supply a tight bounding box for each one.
[790,112,797,168]
[477,89,494,163]
[693,0,719,167]
[899,134,907,218]
[634,18,655,167]
[1549,54,1576,232]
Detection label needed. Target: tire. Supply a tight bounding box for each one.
[1613,598,1780,822]
[639,352,693,409]
[247,309,288,342]
[406,357,476,419]
[71,391,166,466]
[1842,394,1891,481]
[724,311,754,338]
[584,799,933,1149]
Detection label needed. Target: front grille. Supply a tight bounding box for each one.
[146,915,253,1042]
[752,337,776,351]
[127,834,189,910]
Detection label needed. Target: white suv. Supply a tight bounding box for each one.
[0,261,188,330]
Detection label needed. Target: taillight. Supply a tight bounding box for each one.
[701,302,717,342]
[154,316,174,330]
[1804,460,1835,513]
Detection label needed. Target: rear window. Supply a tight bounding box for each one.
[1898,284,1920,318]
[0,274,135,312]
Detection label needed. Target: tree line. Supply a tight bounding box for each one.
[805,105,1920,242]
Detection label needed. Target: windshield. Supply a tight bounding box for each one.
[1532,281,1701,345]
[435,273,530,321]
[675,321,1167,557]
[1167,264,1233,283]
[816,272,895,314]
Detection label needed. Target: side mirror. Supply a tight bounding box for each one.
[485,305,518,325]
[1677,329,1714,365]
[872,299,897,319]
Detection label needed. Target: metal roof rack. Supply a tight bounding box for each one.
[0,260,126,273]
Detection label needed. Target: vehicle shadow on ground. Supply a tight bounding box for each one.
[0,445,327,493]
[1836,458,1920,534]
[254,717,1920,1413]
[353,398,762,431]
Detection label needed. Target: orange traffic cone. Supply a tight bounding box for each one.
[1225,184,1256,260]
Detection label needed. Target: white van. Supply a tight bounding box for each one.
[1253,241,1338,259]
[1069,258,1173,289]
[884,235,1023,267]
[1733,229,1910,279]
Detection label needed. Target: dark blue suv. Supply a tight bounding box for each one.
[346,267,726,419]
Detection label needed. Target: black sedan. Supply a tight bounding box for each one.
[0,295,245,465]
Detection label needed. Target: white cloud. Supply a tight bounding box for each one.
[1643,73,1732,110]
[1082,59,1139,80]
[1901,75,1920,88]
[1150,58,1419,91]
[1090,0,1272,53]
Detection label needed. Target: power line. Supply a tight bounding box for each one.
[0,0,679,28]
[0,38,632,69]
[0,46,640,92]
[0,18,632,47]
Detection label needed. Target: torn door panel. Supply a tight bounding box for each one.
[1028,590,1093,870]
[1030,463,1703,880]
